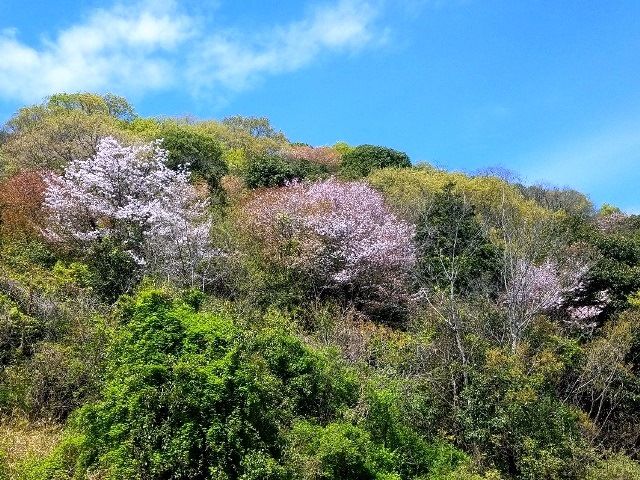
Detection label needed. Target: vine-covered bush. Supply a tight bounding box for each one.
[41,289,468,480]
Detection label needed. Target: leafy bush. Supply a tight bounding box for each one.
[158,125,227,199]
[243,155,327,188]
[31,289,473,479]
[285,420,399,479]
[458,347,589,479]
[340,144,410,179]
[415,184,502,295]
[64,289,360,478]
[0,294,43,368]
[585,455,640,480]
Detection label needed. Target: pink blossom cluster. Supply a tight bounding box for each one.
[566,289,610,324]
[504,259,566,315]
[502,257,592,343]
[509,258,589,312]
[242,178,415,298]
[595,212,627,232]
[280,145,341,168]
[503,256,610,336]
[43,137,216,286]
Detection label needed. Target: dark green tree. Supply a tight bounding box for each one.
[415,184,501,295]
[243,155,327,189]
[340,144,410,179]
[159,125,227,199]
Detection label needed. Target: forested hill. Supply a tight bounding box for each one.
[1,92,639,479]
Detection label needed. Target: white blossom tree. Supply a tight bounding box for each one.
[501,257,589,349]
[44,136,217,288]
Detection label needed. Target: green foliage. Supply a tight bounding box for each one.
[46,92,135,121]
[243,155,299,188]
[26,289,469,479]
[340,145,410,179]
[359,383,468,479]
[581,226,640,316]
[415,184,502,294]
[286,420,399,479]
[10,431,84,480]
[222,116,286,141]
[0,450,6,480]
[518,184,594,219]
[1,342,101,421]
[599,203,622,216]
[333,141,354,157]
[1,92,134,172]
[243,155,327,188]
[158,124,227,197]
[367,167,554,233]
[84,238,142,303]
[585,455,640,480]
[0,293,43,367]
[458,347,589,479]
[65,289,360,478]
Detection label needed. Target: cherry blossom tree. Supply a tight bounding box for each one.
[241,178,415,318]
[501,257,590,349]
[43,137,216,288]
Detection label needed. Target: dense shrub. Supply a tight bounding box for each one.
[459,347,589,479]
[243,155,327,188]
[579,227,640,318]
[66,289,360,478]
[0,294,43,368]
[158,125,227,199]
[585,455,640,480]
[415,184,502,295]
[285,420,399,479]
[340,144,410,179]
[25,289,470,480]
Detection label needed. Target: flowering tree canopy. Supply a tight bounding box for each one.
[43,137,216,287]
[501,257,607,345]
[241,178,415,315]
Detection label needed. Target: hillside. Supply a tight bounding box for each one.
[0,93,639,479]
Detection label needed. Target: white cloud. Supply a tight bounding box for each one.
[0,1,193,102]
[187,0,381,93]
[0,0,383,103]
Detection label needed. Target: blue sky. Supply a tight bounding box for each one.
[1,0,639,210]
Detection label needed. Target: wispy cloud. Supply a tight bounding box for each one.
[519,120,640,188]
[0,1,193,102]
[517,119,640,209]
[0,0,383,103]
[187,0,382,93]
